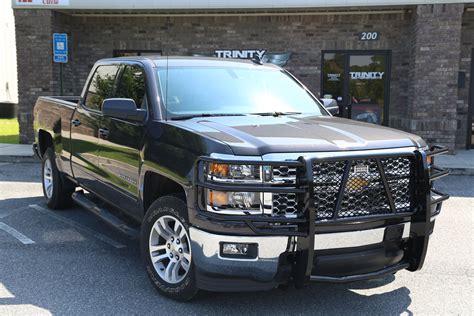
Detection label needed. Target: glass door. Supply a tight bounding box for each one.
[469,48,474,149]
[321,50,391,126]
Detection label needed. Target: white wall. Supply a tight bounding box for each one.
[1,0,18,104]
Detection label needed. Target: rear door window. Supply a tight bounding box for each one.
[84,65,120,111]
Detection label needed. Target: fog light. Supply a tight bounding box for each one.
[220,242,258,259]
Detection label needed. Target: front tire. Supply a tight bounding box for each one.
[41,148,74,209]
[141,196,198,301]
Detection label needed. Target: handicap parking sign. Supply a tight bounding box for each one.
[53,33,68,63]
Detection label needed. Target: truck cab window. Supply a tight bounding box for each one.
[115,65,146,109]
[84,65,119,111]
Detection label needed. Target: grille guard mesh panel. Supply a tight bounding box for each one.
[272,156,415,220]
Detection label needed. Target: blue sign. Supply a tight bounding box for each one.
[53,33,68,63]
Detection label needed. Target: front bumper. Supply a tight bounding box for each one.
[191,222,413,291]
[190,146,449,291]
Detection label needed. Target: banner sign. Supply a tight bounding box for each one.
[15,0,69,6]
[193,49,292,67]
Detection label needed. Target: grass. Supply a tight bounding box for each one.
[0,118,20,144]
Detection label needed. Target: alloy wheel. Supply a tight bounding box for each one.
[148,215,192,284]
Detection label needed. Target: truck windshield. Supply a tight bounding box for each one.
[157,66,327,119]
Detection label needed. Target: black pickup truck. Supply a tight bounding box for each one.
[33,56,449,301]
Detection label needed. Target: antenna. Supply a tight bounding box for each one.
[165,17,170,121]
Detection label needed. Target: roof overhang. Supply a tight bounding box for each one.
[11,0,470,11]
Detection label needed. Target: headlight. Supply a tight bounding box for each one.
[201,162,286,215]
[206,163,272,183]
[206,189,267,215]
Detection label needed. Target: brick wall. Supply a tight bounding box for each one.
[402,4,464,152]
[457,10,474,149]
[14,10,54,143]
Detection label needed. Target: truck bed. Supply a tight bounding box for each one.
[33,96,79,170]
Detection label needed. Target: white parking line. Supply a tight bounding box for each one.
[0,222,36,244]
[28,204,126,249]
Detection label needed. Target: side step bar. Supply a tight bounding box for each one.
[72,191,139,239]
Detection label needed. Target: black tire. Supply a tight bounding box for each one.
[41,148,74,209]
[141,195,198,301]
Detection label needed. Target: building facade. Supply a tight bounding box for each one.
[1,0,18,114]
[11,0,474,151]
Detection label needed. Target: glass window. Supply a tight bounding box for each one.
[84,65,119,111]
[115,65,146,109]
[157,67,326,117]
[322,53,344,101]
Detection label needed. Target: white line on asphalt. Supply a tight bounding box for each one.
[28,204,126,249]
[0,222,36,244]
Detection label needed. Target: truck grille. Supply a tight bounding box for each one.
[271,157,415,220]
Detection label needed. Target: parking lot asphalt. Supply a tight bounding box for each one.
[0,162,473,315]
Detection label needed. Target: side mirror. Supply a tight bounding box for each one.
[320,98,340,116]
[102,98,146,122]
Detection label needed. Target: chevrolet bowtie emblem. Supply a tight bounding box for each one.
[347,177,370,191]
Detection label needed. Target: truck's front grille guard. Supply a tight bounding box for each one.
[196,147,449,283]
[195,147,449,237]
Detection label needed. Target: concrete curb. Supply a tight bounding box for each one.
[446,168,474,176]
[0,156,38,163]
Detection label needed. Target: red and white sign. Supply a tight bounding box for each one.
[15,0,69,6]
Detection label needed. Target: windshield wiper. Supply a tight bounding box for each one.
[250,111,302,117]
[170,113,246,121]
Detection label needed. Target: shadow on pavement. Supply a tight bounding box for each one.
[0,196,43,211]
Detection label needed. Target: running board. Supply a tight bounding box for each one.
[72,191,139,239]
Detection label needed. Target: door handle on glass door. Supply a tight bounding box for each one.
[99,128,109,139]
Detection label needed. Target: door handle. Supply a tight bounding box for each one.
[98,128,109,139]
[71,119,81,127]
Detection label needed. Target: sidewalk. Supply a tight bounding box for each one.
[0,143,35,163]
[0,143,472,175]
[436,150,474,175]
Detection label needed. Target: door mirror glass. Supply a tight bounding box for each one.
[320,98,339,115]
[102,98,146,122]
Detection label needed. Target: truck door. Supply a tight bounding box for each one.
[95,63,146,216]
[70,64,120,193]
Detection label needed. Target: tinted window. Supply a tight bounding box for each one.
[84,65,119,111]
[115,65,146,109]
[157,67,325,117]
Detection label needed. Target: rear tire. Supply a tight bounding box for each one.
[41,148,74,209]
[141,195,198,301]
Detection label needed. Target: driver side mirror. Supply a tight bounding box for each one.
[102,98,147,122]
[320,98,340,116]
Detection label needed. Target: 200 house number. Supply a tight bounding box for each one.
[359,32,379,41]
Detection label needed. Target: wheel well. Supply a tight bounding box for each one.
[38,130,53,157]
[143,172,186,212]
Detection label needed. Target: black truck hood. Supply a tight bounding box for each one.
[172,115,426,156]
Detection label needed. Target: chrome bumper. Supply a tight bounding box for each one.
[189,227,288,282]
[190,222,411,282]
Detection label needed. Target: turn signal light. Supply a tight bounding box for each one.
[427,155,434,166]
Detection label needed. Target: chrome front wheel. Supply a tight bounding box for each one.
[149,215,192,284]
[43,157,53,199]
